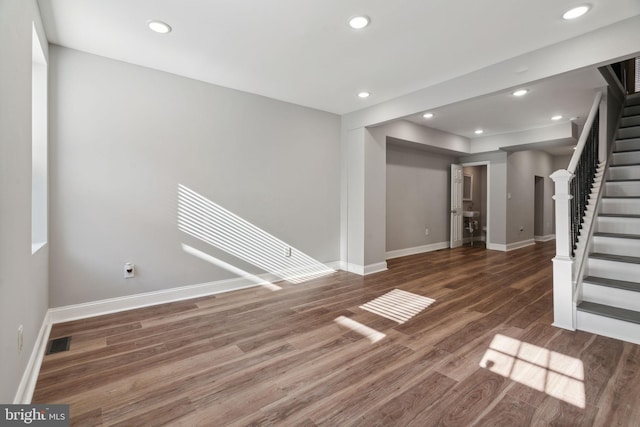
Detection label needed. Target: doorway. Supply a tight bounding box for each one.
[460,164,488,247]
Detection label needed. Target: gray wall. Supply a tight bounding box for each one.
[506,150,556,243]
[0,0,49,402]
[49,46,341,307]
[552,155,572,172]
[386,144,454,252]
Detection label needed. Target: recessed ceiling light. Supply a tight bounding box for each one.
[148,20,172,34]
[423,112,434,119]
[551,115,563,121]
[358,91,370,98]
[349,15,370,29]
[512,89,529,97]
[474,129,484,135]
[563,5,590,20]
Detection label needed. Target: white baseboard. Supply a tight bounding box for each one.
[343,261,388,275]
[386,241,449,260]
[363,262,388,275]
[13,311,51,404]
[506,239,536,251]
[325,261,343,271]
[49,277,266,324]
[48,259,341,324]
[343,262,363,275]
[15,260,341,403]
[486,243,507,251]
[535,234,556,242]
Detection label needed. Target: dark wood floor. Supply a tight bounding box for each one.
[33,242,640,426]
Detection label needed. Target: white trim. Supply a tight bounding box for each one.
[344,262,364,275]
[48,277,264,324]
[14,312,51,404]
[487,243,507,251]
[534,234,556,242]
[363,262,388,275]
[344,261,389,275]
[16,260,343,403]
[48,260,341,324]
[386,241,449,259]
[506,239,536,251]
[325,260,343,270]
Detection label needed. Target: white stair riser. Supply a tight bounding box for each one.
[615,138,640,152]
[587,258,640,282]
[612,151,640,165]
[597,217,640,234]
[576,311,640,345]
[622,116,640,128]
[600,198,640,215]
[608,165,640,180]
[625,105,640,116]
[605,181,640,197]
[592,236,640,257]
[618,126,640,140]
[583,283,640,311]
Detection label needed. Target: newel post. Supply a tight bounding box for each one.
[550,169,575,330]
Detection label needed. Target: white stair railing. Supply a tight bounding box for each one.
[550,91,603,330]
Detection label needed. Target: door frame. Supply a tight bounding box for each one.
[457,161,491,248]
[450,164,464,248]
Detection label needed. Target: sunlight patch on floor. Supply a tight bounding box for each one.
[334,316,386,343]
[480,334,585,408]
[359,289,435,324]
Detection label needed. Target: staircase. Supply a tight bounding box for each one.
[576,92,640,344]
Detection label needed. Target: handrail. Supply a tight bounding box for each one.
[550,89,603,330]
[568,91,602,174]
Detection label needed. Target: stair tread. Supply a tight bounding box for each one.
[593,232,640,239]
[609,163,640,168]
[583,275,640,292]
[616,140,640,145]
[604,179,640,183]
[577,301,640,324]
[599,213,640,218]
[590,252,640,264]
[612,148,640,154]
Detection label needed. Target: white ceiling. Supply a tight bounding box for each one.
[37,0,640,143]
[404,66,606,139]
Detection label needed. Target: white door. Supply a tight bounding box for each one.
[450,164,463,248]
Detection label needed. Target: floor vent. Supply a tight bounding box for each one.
[46,337,71,355]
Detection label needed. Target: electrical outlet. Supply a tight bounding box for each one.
[124,263,135,278]
[284,247,292,257]
[18,325,23,352]
[520,226,524,232]
[425,228,429,236]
